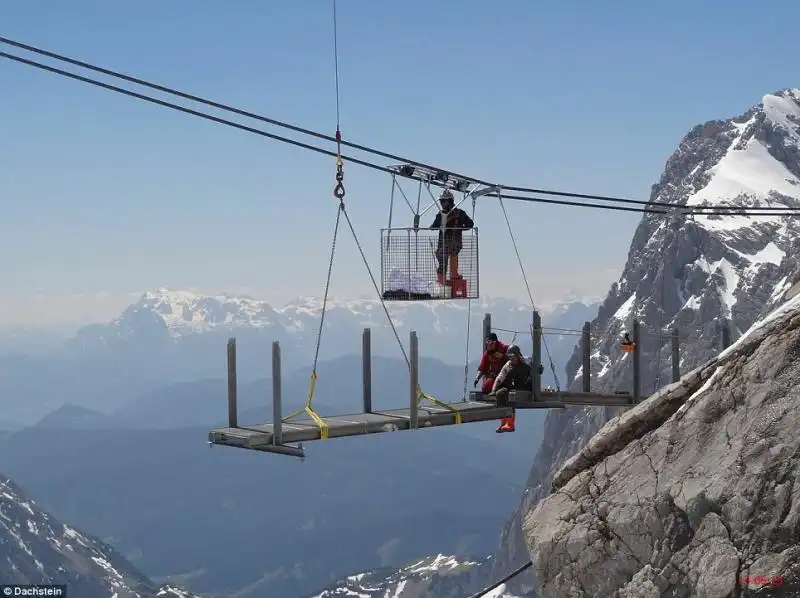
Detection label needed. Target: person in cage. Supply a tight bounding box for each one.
[490,344,532,433]
[474,333,509,394]
[429,189,474,285]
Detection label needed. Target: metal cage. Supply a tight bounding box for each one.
[380,227,479,301]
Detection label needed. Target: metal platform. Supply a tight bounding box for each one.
[210,401,514,454]
[207,310,657,459]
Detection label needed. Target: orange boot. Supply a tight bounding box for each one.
[496,412,515,433]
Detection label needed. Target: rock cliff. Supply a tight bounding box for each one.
[524,291,800,596]
[491,89,800,596]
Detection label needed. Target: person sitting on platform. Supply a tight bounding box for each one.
[474,333,508,394]
[429,189,474,285]
[490,344,532,434]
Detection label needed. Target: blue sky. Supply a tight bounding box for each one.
[2,0,799,327]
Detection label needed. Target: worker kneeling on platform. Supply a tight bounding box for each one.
[474,333,509,394]
[491,345,532,433]
[430,189,474,285]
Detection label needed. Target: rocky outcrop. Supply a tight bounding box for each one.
[523,293,800,596]
[491,89,800,595]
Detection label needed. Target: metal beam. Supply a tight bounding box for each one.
[470,184,500,199]
[472,389,633,408]
[581,321,591,392]
[483,313,491,344]
[272,341,282,445]
[671,328,680,383]
[255,441,305,459]
[362,328,372,413]
[632,319,641,404]
[409,330,419,429]
[532,311,542,400]
[227,337,237,428]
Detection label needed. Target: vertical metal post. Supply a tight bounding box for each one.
[272,341,282,445]
[227,338,238,428]
[632,319,641,404]
[722,320,731,349]
[362,328,372,413]
[409,330,419,429]
[671,328,680,383]
[482,313,492,344]
[581,321,591,392]
[532,311,542,400]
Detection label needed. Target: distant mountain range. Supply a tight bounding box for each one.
[0,290,600,424]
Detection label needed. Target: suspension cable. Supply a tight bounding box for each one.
[2,37,799,216]
[0,50,402,176]
[467,560,533,598]
[332,0,341,134]
[0,35,483,188]
[332,0,346,202]
[4,47,798,220]
[497,192,562,390]
[482,189,798,216]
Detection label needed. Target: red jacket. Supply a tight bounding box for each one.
[478,341,509,378]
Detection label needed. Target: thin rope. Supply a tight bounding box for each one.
[498,193,562,390]
[341,207,410,367]
[332,0,341,131]
[467,560,533,598]
[462,298,473,401]
[311,204,343,374]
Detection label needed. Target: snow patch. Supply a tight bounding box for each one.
[687,136,800,210]
[719,293,800,361]
[614,295,635,323]
[716,258,740,317]
[762,90,800,134]
[749,241,786,265]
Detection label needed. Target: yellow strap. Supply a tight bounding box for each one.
[282,371,329,440]
[416,385,463,425]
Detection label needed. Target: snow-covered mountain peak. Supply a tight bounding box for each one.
[647,88,800,227]
[761,87,800,129]
[134,288,277,334]
[594,89,800,387]
[0,475,198,597]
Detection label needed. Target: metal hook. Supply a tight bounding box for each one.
[334,180,345,200]
[334,161,345,199]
